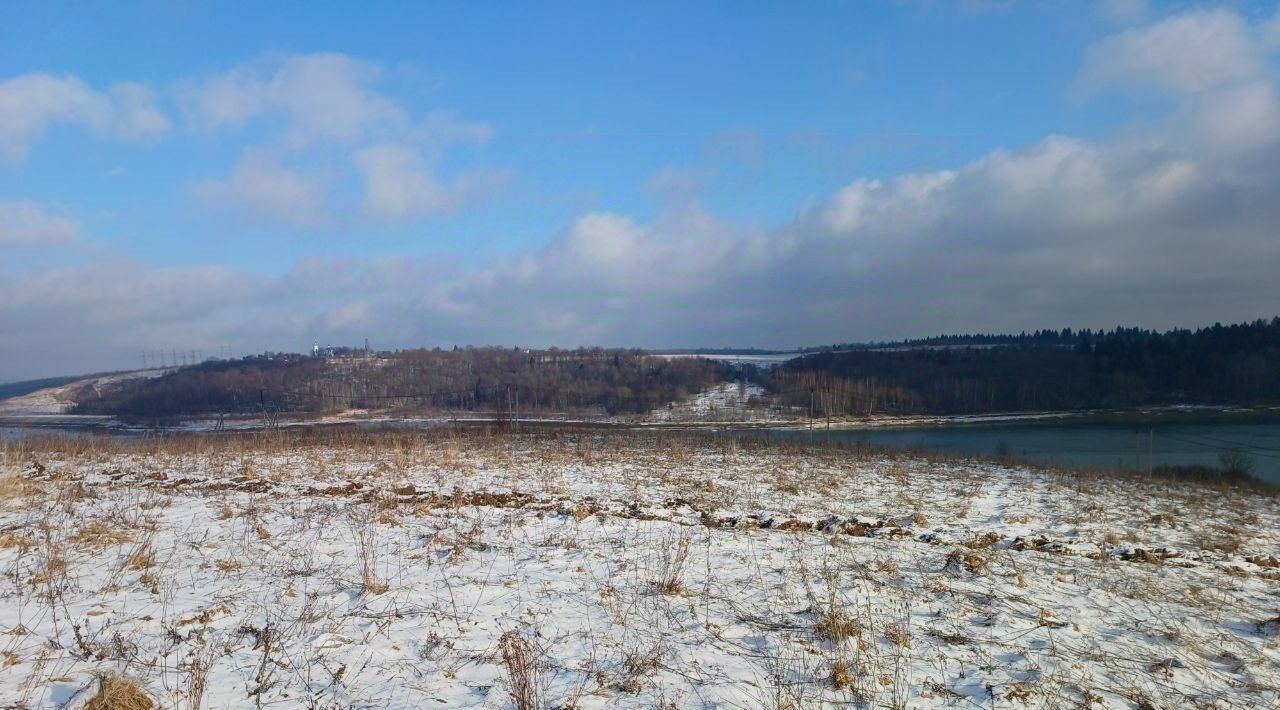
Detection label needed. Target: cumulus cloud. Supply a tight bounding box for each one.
[411,116,1279,349]
[0,74,169,162]
[192,150,332,227]
[181,53,498,226]
[182,52,406,145]
[1077,10,1263,94]
[1076,9,1280,151]
[402,9,1280,348]
[354,143,508,220]
[0,201,80,249]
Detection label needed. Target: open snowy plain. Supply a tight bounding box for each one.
[1,430,1277,708]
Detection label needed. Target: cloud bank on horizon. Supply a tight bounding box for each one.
[2,3,1280,381]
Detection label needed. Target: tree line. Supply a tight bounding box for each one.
[768,318,1280,415]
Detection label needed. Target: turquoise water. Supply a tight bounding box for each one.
[8,416,1280,484]
[741,418,1280,484]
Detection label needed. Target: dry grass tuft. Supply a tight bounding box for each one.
[653,530,692,595]
[29,556,67,586]
[0,532,32,551]
[830,659,855,690]
[354,520,389,595]
[125,544,156,571]
[883,622,911,648]
[213,559,243,573]
[1198,533,1242,554]
[72,520,133,546]
[964,532,1001,550]
[84,674,154,710]
[814,609,860,643]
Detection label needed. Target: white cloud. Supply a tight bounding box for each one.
[182,54,499,226]
[407,6,1280,349]
[1192,81,1280,149]
[0,201,80,248]
[0,73,169,162]
[354,143,507,220]
[192,151,331,227]
[104,83,170,139]
[1077,10,1264,95]
[182,53,406,145]
[1076,9,1280,152]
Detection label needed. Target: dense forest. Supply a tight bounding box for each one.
[770,318,1280,415]
[72,347,729,421]
[818,328,1085,351]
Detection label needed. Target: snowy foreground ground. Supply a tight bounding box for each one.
[1,431,1278,709]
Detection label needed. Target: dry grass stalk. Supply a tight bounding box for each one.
[653,530,692,595]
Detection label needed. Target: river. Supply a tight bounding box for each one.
[742,416,1280,484]
[6,413,1280,485]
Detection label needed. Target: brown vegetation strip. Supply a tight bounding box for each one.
[18,463,1263,576]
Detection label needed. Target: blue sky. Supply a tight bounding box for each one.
[3,1,1280,380]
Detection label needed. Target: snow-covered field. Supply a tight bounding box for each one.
[1,431,1277,708]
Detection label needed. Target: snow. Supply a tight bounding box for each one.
[1,432,1278,708]
[0,370,171,418]
[652,352,806,368]
[648,382,782,423]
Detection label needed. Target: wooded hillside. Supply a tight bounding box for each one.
[770,318,1280,415]
[73,348,728,421]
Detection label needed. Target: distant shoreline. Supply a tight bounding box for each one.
[5,403,1280,437]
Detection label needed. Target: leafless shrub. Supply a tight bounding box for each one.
[499,630,543,710]
[353,518,389,595]
[185,646,216,710]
